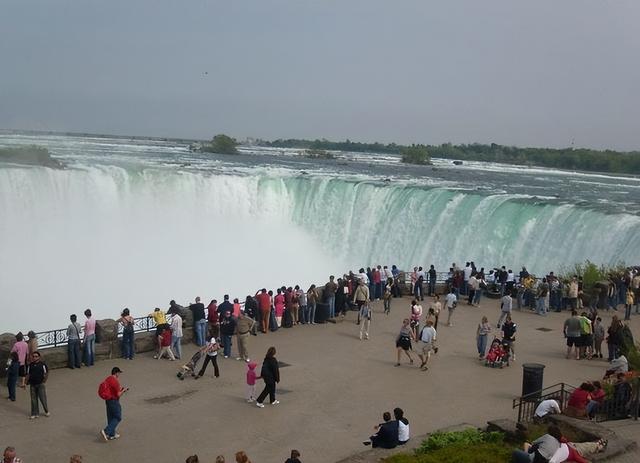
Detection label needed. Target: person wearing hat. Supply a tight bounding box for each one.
[236,310,256,362]
[99,367,128,441]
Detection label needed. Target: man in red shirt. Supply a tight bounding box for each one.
[256,289,271,333]
[100,367,128,441]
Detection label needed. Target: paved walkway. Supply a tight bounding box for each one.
[1,296,639,462]
[602,419,640,463]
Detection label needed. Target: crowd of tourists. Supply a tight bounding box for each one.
[4,260,639,462]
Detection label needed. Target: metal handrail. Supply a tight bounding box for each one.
[512,382,577,423]
[33,316,158,349]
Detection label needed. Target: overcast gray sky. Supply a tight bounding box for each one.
[1,0,639,150]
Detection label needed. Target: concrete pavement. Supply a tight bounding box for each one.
[2,296,639,462]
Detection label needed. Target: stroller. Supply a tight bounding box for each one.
[177,350,203,380]
[484,338,510,368]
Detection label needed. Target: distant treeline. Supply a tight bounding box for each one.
[260,139,640,174]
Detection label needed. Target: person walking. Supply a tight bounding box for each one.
[236,311,256,362]
[497,292,512,328]
[245,361,258,403]
[395,319,415,366]
[26,351,49,419]
[410,299,422,339]
[83,309,96,367]
[383,278,393,315]
[170,312,183,360]
[67,314,82,369]
[99,367,128,441]
[417,319,437,370]
[255,346,280,408]
[119,308,135,360]
[359,301,372,340]
[502,315,517,362]
[353,279,370,325]
[445,289,457,326]
[195,336,220,379]
[476,316,492,359]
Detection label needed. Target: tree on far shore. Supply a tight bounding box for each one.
[401,144,431,165]
[203,134,238,154]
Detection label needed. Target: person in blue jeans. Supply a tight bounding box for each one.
[67,314,82,369]
[6,351,19,401]
[219,310,236,358]
[119,308,135,360]
[100,367,128,441]
[83,309,96,366]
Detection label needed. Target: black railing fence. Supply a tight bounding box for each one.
[513,380,640,423]
[34,316,157,349]
[513,382,576,423]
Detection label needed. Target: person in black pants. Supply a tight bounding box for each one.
[195,337,220,379]
[255,346,280,408]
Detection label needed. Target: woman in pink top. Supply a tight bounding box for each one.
[10,332,29,388]
[83,309,97,366]
[274,289,286,327]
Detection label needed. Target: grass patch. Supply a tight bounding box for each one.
[384,429,512,463]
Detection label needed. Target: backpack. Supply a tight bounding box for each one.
[98,379,111,400]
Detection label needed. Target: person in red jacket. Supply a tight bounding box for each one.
[255,289,271,333]
[207,300,219,339]
[100,367,128,441]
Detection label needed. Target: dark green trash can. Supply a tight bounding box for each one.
[522,363,545,401]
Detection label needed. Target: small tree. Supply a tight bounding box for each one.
[401,144,430,165]
[204,134,238,154]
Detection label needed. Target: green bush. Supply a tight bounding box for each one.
[400,144,430,165]
[202,134,238,154]
[385,442,511,463]
[416,429,504,452]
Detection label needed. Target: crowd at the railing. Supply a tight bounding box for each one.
[4,260,640,462]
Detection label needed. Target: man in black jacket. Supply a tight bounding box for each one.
[26,351,49,419]
[189,297,206,347]
[363,412,398,448]
[219,311,237,358]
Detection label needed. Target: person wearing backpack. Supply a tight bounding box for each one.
[99,367,128,441]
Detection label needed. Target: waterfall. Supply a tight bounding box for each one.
[1,165,639,331]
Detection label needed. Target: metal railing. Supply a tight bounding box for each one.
[512,380,640,423]
[512,382,576,423]
[34,316,158,349]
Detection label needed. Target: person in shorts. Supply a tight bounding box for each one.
[417,319,437,371]
[563,311,583,360]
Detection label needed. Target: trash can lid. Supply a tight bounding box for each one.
[522,363,545,369]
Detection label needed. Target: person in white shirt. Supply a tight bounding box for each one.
[445,290,457,326]
[170,313,183,360]
[498,293,513,328]
[394,408,410,444]
[463,262,472,295]
[417,320,437,370]
[534,399,561,420]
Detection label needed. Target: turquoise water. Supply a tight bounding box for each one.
[1,133,639,331]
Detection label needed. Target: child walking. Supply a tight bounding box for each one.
[246,361,258,402]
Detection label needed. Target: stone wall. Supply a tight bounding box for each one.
[0,316,195,375]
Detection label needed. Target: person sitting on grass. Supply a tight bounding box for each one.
[363,411,398,449]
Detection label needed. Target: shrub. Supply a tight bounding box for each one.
[202,134,238,154]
